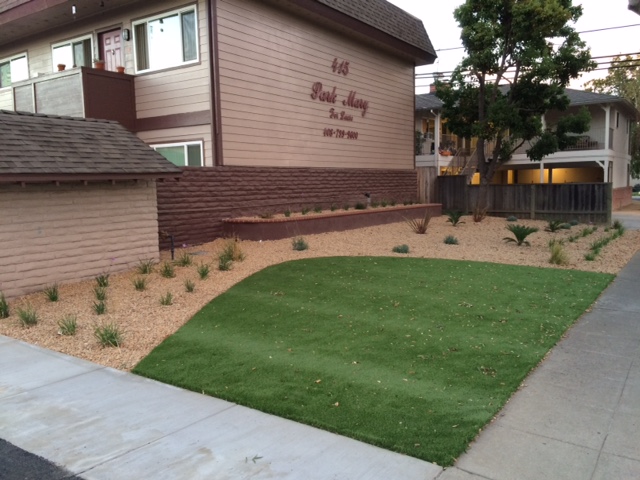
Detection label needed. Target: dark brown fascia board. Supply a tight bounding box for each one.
[0,172,182,184]
[282,0,436,66]
[0,0,67,25]
[135,111,211,132]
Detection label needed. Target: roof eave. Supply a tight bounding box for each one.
[0,172,182,185]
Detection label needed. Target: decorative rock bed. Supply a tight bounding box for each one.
[222,203,442,241]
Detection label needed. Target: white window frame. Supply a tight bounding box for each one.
[132,5,199,74]
[0,52,29,89]
[51,34,93,71]
[152,141,204,167]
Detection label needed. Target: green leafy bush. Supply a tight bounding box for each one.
[92,301,106,315]
[392,244,410,254]
[176,251,193,267]
[132,277,148,292]
[160,262,176,278]
[504,224,539,246]
[95,273,109,288]
[58,315,77,336]
[313,206,322,213]
[549,242,569,265]
[17,304,38,327]
[284,209,292,217]
[137,259,155,275]
[0,292,9,319]
[506,216,518,222]
[94,286,107,301]
[184,279,195,293]
[292,237,309,251]
[545,220,564,232]
[444,235,459,245]
[354,202,367,210]
[94,323,122,347]
[301,207,310,215]
[197,262,210,280]
[160,292,173,305]
[221,238,245,262]
[43,284,59,302]
[446,211,465,226]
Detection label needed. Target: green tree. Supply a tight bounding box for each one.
[585,56,640,178]
[436,0,595,204]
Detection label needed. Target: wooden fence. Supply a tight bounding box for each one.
[417,166,438,203]
[436,177,612,224]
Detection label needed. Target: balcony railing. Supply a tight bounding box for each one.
[512,129,607,156]
[8,67,136,131]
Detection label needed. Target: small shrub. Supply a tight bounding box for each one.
[584,252,597,261]
[313,205,322,213]
[560,223,572,230]
[549,242,569,265]
[160,262,176,278]
[343,204,350,211]
[380,199,388,207]
[0,292,9,319]
[95,273,109,288]
[17,304,38,327]
[330,204,338,211]
[392,244,410,254]
[284,209,292,218]
[292,237,309,251]
[506,216,518,222]
[92,300,106,315]
[472,205,487,223]
[259,211,274,219]
[160,292,173,305]
[58,314,77,336]
[94,323,122,347]
[370,201,380,208]
[176,251,193,267]
[301,207,310,215]
[137,259,155,275]
[446,210,465,226]
[94,286,107,301]
[197,262,210,280]
[222,238,245,262]
[218,253,233,271]
[354,202,367,210]
[406,211,431,234]
[504,224,539,246]
[132,277,148,292]
[184,279,195,293]
[444,235,459,245]
[548,238,565,247]
[43,284,59,302]
[390,199,397,206]
[545,220,564,233]
[569,219,579,226]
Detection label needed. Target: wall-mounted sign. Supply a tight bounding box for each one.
[309,58,372,139]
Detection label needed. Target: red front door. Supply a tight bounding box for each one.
[99,29,122,72]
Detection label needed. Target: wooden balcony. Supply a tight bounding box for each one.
[8,67,136,131]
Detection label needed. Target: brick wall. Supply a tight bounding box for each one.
[613,186,632,210]
[156,166,418,247]
[0,181,160,299]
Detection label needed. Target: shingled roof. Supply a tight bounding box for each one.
[0,110,182,184]
[316,0,436,59]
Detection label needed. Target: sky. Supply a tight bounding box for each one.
[387,0,640,93]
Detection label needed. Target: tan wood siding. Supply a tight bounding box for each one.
[217,0,415,170]
[0,182,160,299]
[0,89,14,110]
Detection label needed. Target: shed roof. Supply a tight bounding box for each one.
[0,110,182,184]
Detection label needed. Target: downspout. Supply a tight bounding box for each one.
[602,105,611,151]
[434,111,441,170]
[207,0,224,166]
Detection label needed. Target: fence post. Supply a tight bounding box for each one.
[530,184,536,220]
[605,183,613,225]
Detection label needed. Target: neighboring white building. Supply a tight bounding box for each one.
[415,88,639,207]
[630,0,640,15]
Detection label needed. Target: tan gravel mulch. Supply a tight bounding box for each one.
[1,215,638,371]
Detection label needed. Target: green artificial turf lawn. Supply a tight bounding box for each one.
[134,257,613,466]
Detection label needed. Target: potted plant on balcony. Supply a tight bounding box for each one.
[116,66,125,74]
[93,58,105,70]
[57,64,66,71]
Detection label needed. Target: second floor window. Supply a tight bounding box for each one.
[52,36,92,70]
[133,6,198,73]
[0,53,28,88]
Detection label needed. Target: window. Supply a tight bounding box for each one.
[52,36,92,70]
[0,53,28,88]
[133,6,198,73]
[153,141,203,167]
[616,111,620,129]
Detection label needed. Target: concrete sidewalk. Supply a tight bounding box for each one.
[1,252,639,480]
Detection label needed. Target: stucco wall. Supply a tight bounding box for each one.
[0,181,160,299]
[613,186,632,210]
[156,166,418,247]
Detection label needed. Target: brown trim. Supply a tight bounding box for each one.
[0,173,181,184]
[208,0,224,166]
[0,0,67,25]
[135,111,211,132]
[279,0,436,65]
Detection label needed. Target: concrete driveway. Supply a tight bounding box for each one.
[613,198,640,230]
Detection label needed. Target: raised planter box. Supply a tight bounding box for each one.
[223,204,442,241]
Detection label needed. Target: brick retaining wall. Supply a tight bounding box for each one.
[156,166,418,247]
